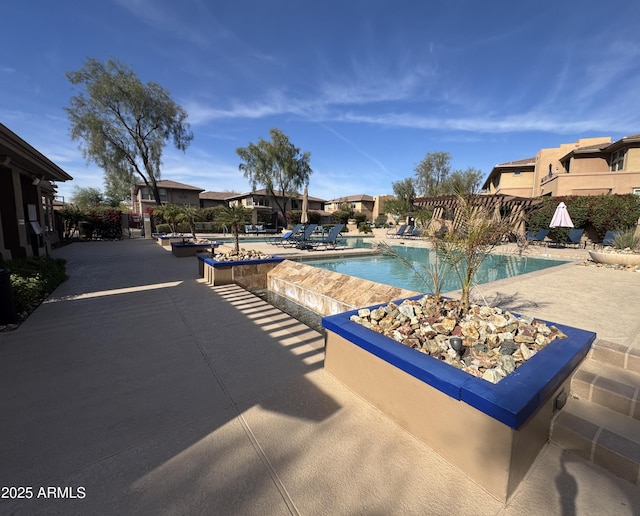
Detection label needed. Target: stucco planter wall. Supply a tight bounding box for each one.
[322,299,595,502]
[157,235,188,249]
[171,242,212,258]
[588,250,640,266]
[199,255,285,290]
[267,260,420,316]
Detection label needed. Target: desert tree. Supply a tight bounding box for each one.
[236,128,312,226]
[71,186,104,208]
[65,57,193,206]
[414,152,452,197]
[414,152,484,197]
[104,167,135,206]
[384,178,416,221]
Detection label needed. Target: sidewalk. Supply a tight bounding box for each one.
[1,237,639,515]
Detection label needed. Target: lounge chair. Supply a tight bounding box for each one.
[526,229,549,245]
[306,224,345,250]
[406,226,422,239]
[269,223,303,246]
[564,228,585,248]
[386,224,407,238]
[599,230,620,248]
[285,224,317,248]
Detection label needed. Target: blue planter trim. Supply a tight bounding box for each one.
[322,296,595,429]
[171,242,212,249]
[198,255,284,268]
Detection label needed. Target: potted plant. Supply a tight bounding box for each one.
[588,227,640,266]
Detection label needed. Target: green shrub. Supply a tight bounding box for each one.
[332,210,351,225]
[286,210,302,225]
[7,257,67,313]
[613,228,640,250]
[527,194,640,240]
[358,222,372,234]
[155,223,171,233]
[588,195,640,238]
[353,212,367,225]
[60,207,123,240]
[374,215,387,227]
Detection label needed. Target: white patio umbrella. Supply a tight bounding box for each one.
[301,185,309,224]
[549,201,574,228]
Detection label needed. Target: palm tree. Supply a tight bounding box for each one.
[434,193,510,315]
[153,203,183,234]
[179,205,204,240]
[216,205,251,253]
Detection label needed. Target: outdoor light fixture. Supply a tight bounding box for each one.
[32,177,41,186]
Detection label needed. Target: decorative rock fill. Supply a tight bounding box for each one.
[350,295,567,384]
[213,249,272,261]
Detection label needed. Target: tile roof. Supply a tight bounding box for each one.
[226,188,326,202]
[326,194,375,202]
[494,157,536,167]
[200,191,233,200]
[153,180,204,191]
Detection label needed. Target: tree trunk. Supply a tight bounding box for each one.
[232,222,240,253]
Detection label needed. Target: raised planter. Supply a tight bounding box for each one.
[588,250,640,266]
[171,242,213,257]
[157,235,188,249]
[322,297,595,502]
[199,255,285,290]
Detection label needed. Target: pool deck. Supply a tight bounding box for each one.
[1,231,639,514]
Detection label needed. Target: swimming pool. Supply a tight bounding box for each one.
[302,243,568,293]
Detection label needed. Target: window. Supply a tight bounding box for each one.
[141,187,167,201]
[514,169,521,175]
[610,149,626,171]
[633,188,640,196]
[247,196,269,207]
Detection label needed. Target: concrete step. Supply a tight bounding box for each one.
[571,358,640,420]
[588,339,640,373]
[551,397,640,486]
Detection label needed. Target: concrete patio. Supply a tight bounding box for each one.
[1,234,639,515]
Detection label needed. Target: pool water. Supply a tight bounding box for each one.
[303,241,568,293]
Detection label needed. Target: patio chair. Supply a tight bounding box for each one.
[306,224,345,250]
[386,224,407,238]
[406,226,422,239]
[285,224,317,248]
[269,223,303,246]
[598,230,620,248]
[527,229,549,245]
[564,228,585,248]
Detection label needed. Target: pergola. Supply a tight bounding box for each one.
[413,194,541,235]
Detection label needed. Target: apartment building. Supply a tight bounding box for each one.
[482,135,640,198]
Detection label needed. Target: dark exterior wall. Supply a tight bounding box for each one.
[0,167,20,258]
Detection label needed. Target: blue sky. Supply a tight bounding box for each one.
[2,0,640,203]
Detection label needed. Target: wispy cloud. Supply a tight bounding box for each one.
[317,123,390,175]
[337,111,627,135]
